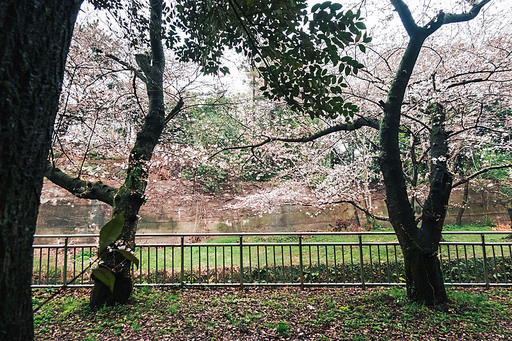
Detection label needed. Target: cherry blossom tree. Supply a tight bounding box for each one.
[228,0,504,304]
[319,0,509,304]
[45,0,370,307]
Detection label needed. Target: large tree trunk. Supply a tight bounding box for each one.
[0,1,82,339]
[44,0,183,309]
[89,0,169,309]
[378,31,444,304]
[89,194,144,308]
[382,101,452,303]
[411,103,452,303]
[403,244,446,304]
[378,0,488,304]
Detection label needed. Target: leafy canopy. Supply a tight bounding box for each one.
[95,0,370,119]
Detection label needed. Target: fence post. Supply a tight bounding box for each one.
[63,237,69,287]
[180,236,185,287]
[239,235,244,288]
[481,234,489,288]
[299,235,304,289]
[359,234,366,290]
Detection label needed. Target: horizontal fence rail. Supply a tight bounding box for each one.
[32,231,512,288]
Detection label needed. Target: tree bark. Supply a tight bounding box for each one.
[403,246,446,304]
[89,0,172,308]
[379,32,442,303]
[43,0,185,309]
[455,180,470,226]
[378,0,488,304]
[412,103,452,304]
[380,43,452,304]
[0,1,82,339]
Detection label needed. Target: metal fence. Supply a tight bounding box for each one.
[32,231,512,288]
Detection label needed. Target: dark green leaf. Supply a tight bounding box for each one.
[92,268,115,293]
[99,214,125,253]
[117,250,140,269]
[332,86,342,94]
[320,2,331,10]
[330,3,342,11]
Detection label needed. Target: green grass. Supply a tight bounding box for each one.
[33,287,512,340]
[33,225,512,286]
[134,228,508,272]
[275,321,291,337]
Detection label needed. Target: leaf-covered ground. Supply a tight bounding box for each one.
[33,287,512,340]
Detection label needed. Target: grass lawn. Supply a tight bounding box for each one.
[33,224,512,287]
[33,286,512,340]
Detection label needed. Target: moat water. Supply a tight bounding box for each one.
[35,190,508,236]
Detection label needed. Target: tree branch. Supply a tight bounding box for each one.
[443,0,492,25]
[132,72,146,116]
[94,48,147,83]
[135,53,152,77]
[149,0,164,72]
[390,0,421,36]
[329,199,390,222]
[449,124,508,138]
[278,117,380,142]
[45,163,117,206]
[284,199,389,222]
[452,163,512,188]
[210,116,380,158]
[402,113,431,132]
[393,0,491,38]
[164,97,184,124]
[446,77,485,88]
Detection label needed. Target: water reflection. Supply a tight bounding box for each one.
[36,200,371,236]
[35,191,508,237]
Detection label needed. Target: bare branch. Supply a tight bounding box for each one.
[94,48,147,83]
[446,74,512,88]
[444,69,512,82]
[164,97,184,124]
[393,0,491,38]
[443,0,492,25]
[330,199,390,222]
[449,124,509,138]
[77,111,99,178]
[132,72,146,116]
[210,117,380,158]
[452,163,512,188]
[402,113,431,132]
[45,163,117,206]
